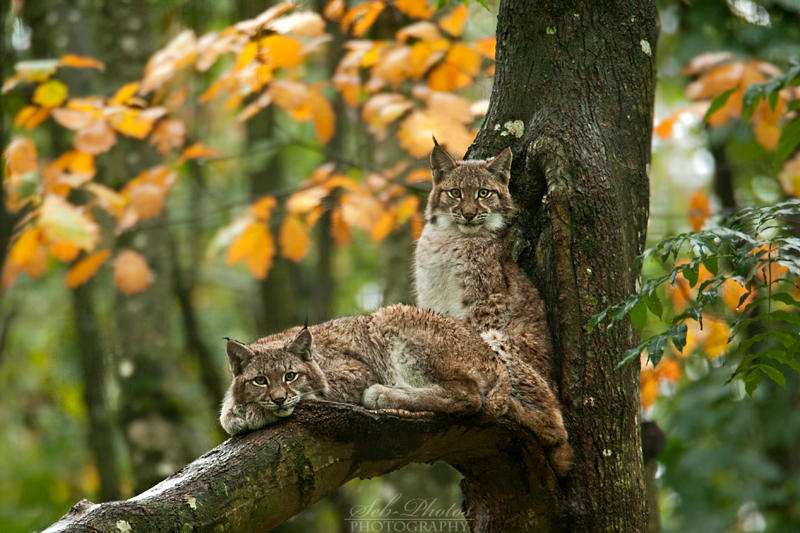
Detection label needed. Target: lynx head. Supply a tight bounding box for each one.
[427,140,514,235]
[220,327,329,434]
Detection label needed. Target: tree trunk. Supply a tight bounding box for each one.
[466,0,657,530]
[42,0,658,530]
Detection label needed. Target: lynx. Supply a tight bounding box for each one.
[220,304,572,476]
[414,141,572,472]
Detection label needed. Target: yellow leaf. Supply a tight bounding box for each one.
[286,186,328,215]
[39,195,100,251]
[474,37,496,60]
[269,80,312,120]
[235,3,295,34]
[109,109,156,139]
[370,211,394,241]
[393,195,419,223]
[721,278,754,312]
[324,0,345,21]
[85,183,127,219]
[259,35,304,70]
[341,1,385,37]
[640,370,658,409]
[408,40,448,79]
[5,137,38,175]
[14,106,39,127]
[127,183,166,220]
[279,216,311,262]
[251,196,277,221]
[65,250,112,288]
[49,241,81,262]
[60,54,105,71]
[778,152,800,198]
[394,0,434,19]
[427,44,481,92]
[227,221,275,279]
[330,208,352,246]
[74,120,117,155]
[310,89,335,143]
[703,318,730,359]
[9,227,43,266]
[438,5,468,36]
[397,21,441,42]
[114,249,153,295]
[111,82,141,106]
[33,80,68,107]
[751,97,785,151]
[235,42,258,72]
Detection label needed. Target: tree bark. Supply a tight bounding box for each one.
[467,1,657,530]
[42,403,558,533]
[41,0,658,530]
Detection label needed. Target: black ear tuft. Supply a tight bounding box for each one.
[226,338,254,375]
[288,327,313,361]
[485,147,512,185]
[430,141,457,185]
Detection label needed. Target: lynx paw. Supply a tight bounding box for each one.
[362,384,390,409]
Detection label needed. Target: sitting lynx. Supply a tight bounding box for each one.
[220,304,572,476]
[414,141,572,473]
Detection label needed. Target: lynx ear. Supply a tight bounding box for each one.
[485,147,512,185]
[288,327,313,361]
[225,337,255,375]
[430,138,457,185]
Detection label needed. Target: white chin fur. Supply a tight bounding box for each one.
[276,407,295,417]
[457,224,482,234]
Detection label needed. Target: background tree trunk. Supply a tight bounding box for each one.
[40,0,658,530]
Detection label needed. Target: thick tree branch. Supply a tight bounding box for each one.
[43,402,559,533]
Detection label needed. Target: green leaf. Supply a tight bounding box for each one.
[744,369,762,396]
[759,364,786,387]
[741,83,765,124]
[684,263,699,287]
[703,88,736,122]
[647,335,667,367]
[669,322,688,354]
[645,291,663,320]
[616,344,644,369]
[702,255,718,276]
[776,117,800,163]
[588,310,607,331]
[629,300,647,333]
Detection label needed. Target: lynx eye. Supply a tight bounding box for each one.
[447,189,462,199]
[477,188,492,199]
[284,372,298,383]
[253,376,268,386]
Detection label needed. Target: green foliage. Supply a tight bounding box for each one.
[591,199,800,394]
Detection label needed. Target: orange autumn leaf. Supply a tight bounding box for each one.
[259,35,305,69]
[65,250,112,288]
[752,244,790,284]
[251,196,278,221]
[397,21,441,42]
[721,278,755,311]
[227,221,275,279]
[74,120,117,155]
[110,82,140,106]
[688,191,711,230]
[438,5,468,37]
[33,79,68,107]
[655,357,681,382]
[751,96,786,151]
[127,183,166,219]
[330,207,352,246]
[410,212,424,240]
[113,249,153,295]
[49,240,81,262]
[84,183,127,219]
[370,211,395,241]
[180,142,220,161]
[395,0,434,19]
[280,216,311,262]
[778,153,800,198]
[150,119,186,155]
[14,105,51,130]
[474,37,496,60]
[269,80,312,120]
[9,227,43,267]
[60,54,105,71]
[5,137,38,175]
[52,106,96,130]
[640,370,659,409]
[427,43,481,91]
[703,318,730,359]
[324,0,345,21]
[310,89,336,143]
[341,1,385,37]
[110,107,165,139]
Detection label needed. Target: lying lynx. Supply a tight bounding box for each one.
[220,304,572,476]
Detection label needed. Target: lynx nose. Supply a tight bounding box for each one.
[273,396,286,406]
[462,211,476,221]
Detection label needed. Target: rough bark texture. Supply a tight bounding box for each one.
[466,1,657,530]
[42,403,557,533]
[41,0,657,530]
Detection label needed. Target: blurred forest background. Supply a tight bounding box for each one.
[2,0,800,532]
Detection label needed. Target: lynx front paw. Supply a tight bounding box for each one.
[362,384,391,409]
